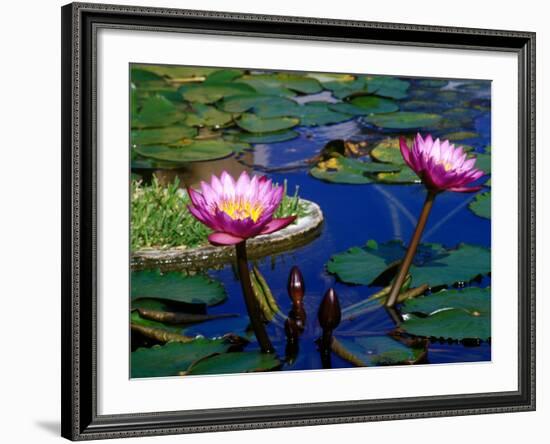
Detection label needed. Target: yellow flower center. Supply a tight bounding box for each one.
[438,161,453,171]
[218,198,264,222]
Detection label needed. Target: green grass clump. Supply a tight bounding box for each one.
[131,177,309,251]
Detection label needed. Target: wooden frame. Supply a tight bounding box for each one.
[61,2,536,440]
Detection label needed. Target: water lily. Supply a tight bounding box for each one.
[386,134,486,308]
[400,133,484,193]
[188,170,298,353]
[188,171,296,246]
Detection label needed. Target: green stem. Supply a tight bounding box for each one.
[235,241,275,353]
[385,190,437,308]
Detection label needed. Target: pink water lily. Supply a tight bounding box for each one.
[400,133,485,193]
[187,171,296,246]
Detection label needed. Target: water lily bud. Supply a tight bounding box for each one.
[287,266,305,304]
[318,288,341,332]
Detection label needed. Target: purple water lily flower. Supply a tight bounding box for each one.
[187,171,296,246]
[400,133,485,193]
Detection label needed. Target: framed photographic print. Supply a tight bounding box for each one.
[61,2,536,440]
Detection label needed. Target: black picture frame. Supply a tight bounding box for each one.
[61,2,536,440]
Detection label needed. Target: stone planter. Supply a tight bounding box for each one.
[131,199,324,271]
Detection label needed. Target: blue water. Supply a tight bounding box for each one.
[193,78,492,370]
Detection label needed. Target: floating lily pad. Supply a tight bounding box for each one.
[133,65,216,79]
[376,169,420,184]
[220,95,298,115]
[469,192,491,219]
[132,95,187,129]
[365,76,410,99]
[237,113,300,133]
[131,126,197,145]
[131,339,237,378]
[204,69,243,84]
[135,139,244,163]
[327,240,491,288]
[183,351,282,376]
[472,152,491,174]
[181,82,256,104]
[345,96,399,114]
[131,270,227,306]
[131,68,165,83]
[370,138,407,165]
[237,73,322,95]
[332,336,424,366]
[365,112,442,129]
[290,102,353,126]
[130,310,180,333]
[185,103,234,128]
[401,287,491,340]
[323,77,366,99]
[306,73,355,84]
[310,156,400,184]
[236,129,299,143]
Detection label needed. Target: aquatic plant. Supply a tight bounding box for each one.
[131,176,306,250]
[386,134,485,307]
[187,171,296,353]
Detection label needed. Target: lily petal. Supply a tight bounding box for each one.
[259,216,296,235]
[208,232,244,246]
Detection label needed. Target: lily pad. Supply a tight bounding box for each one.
[185,103,234,128]
[133,65,216,80]
[290,102,353,126]
[183,351,282,376]
[131,270,227,306]
[204,69,243,84]
[310,156,400,184]
[364,76,410,99]
[131,126,197,145]
[237,113,300,133]
[219,95,298,116]
[332,336,424,366]
[365,112,442,129]
[131,339,237,378]
[135,139,245,163]
[181,82,256,104]
[401,287,491,340]
[327,240,491,288]
[370,138,407,165]
[472,152,491,174]
[376,169,421,184]
[469,192,491,219]
[323,77,366,99]
[236,129,299,143]
[336,96,399,115]
[237,73,322,95]
[132,95,186,129]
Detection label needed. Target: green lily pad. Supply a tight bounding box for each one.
[131,339,237,378]
[365,76,410,99]
[323,77,366,99]
[306,73,356,84]
[131,68,165,83]
[131,270,227,306]
[237,73,322,95]
[333,336,424,366]
[376,169,421,184]
[237,113,300,133]
[290,102,353,126]
[236,129,299,143]
[130,310,180,333]
[184,351,281,376]
[370,138,406,165]
[401,287,491,340]
[442,131,479,141]
[336,96,399,115]
[366,112,442,129]
[181,82,256,104]
[472,152,491,174]
[219,95,298,115]
[204,69,243,84]
[469,192,491,219]
[132,95,187,129]
[134,139,244,163]
[133,65,216,79]
[185,103,234,128]
[131,126,197,145]
[310,156,400,184]
[327,240,491,288]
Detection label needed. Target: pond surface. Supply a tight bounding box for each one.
[131,70,491,375]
